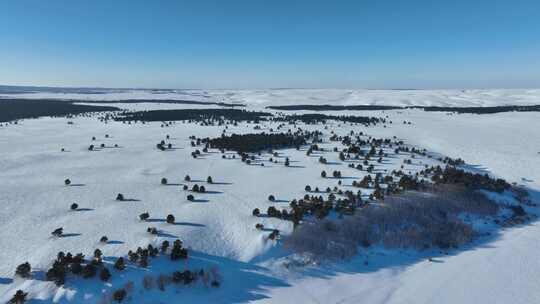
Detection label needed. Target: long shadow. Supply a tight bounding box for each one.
[122,198,141,202]
[75,208,94,212]
[156,231,178,238]
[106,240,124,245]
[327,176,357,180]
[68,184,86,187]
[287,165,306,168]
[164,183,183,186]
[204,190,223,194]
[146,218,166,223]
[192,199,209,203]
[0,277,13,285]
[212,182,233,185]
[60,233,81,238]
[173,222,206,227]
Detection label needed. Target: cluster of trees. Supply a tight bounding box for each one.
[42,250,109,286]
[431,166,510,193]
[284,186,499,260]
[207,133,307,152]
[114,108,271,123]
[156,140,173,151]
[320,170,342,178]
[0,98,119,123]
[267,104,402,111]
[271,114,384,126]
[254,190,362,227]
[28,237,191,292]
[414,104,540,114]
[185,184,206,193]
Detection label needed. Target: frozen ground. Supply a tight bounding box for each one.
[0,88,539,303]
[2,86,540,108]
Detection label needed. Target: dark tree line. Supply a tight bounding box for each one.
[114,109,272,123]
[208,133,307,152]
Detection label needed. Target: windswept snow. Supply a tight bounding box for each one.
[1,88,539,303]
[2,87,540,108]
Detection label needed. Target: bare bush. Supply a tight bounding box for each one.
[284,186,497,260]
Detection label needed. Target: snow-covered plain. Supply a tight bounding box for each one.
[3,87,540,108]
[1,88,539,303]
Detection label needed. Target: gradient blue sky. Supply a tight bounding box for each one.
[1,0,539,89]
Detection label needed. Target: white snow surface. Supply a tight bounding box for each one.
[2,87,540,107]
[1,88,539,303]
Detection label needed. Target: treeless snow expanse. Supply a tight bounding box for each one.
[2,87,540,108]
[1,88,539,303]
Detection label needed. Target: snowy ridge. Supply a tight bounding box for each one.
[2,87,540,108]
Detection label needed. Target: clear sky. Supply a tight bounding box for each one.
[1,0,539,89]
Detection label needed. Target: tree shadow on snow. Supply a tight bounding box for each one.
[24,251,290,304]
[59,233,82,238]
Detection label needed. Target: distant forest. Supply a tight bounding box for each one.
[114,109,272,122]
[268,104,540,114]
[0,99,119,122]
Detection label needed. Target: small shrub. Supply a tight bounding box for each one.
[70,203,78,210]
[64,178,71,186]
[100,267,111,282]
[268,229,280,240]
[51,227,63,237]
[161,240,170,253]
[116,193,124,201]
[252,208,260,217]
[147,227,158,235]
[100,236,108,243]
[15,262,31,278]
[112,289,126,303]
[82,264,97,279]
[166,214,175,224]
[9,290,27,304]
[161,178,168,185]
[170,239,188,260]
[139,212,149,221]
[114,257,125,271]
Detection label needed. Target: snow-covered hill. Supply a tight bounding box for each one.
[1,88,539,303]
[2,87,540,108]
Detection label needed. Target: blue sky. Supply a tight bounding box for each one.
[1,0,539,89]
